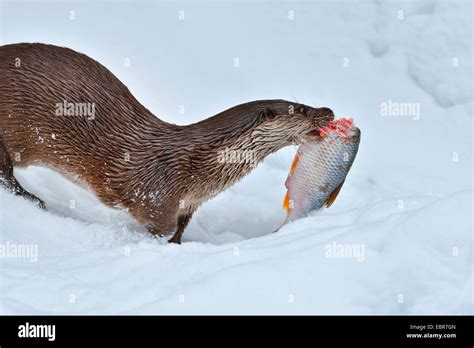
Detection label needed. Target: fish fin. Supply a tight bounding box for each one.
[283,191,291,213]
[289,151,300,174]
[283,149,301,212]
[285,150,301,189]
[324,180,345,208]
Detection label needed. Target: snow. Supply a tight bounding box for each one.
[0,0,472,314]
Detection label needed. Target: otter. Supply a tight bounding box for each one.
[0,43,334,243]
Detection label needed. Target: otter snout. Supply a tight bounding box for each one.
[296,106,335,143]
[297,106,335,138]
[311,107,335,129]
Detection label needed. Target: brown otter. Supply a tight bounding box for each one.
[0,43,334,243]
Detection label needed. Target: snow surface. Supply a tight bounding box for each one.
[0,0,472,314]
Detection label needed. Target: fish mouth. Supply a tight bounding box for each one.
[348,127,361,142]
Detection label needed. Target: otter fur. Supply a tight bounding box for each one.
[0,43,334,243]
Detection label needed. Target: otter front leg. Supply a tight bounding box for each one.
[147,214,192,244]
[147,218,178,239]
[147,214,193,244]
[168,213,193,244]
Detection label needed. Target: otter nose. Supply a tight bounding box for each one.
[316,107,335,121]
[305,106,335,128]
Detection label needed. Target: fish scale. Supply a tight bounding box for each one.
[280,118,361,228]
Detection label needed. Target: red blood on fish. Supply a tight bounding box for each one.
[318,118,353,137]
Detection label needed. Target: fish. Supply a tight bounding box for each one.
[279,117,360,227]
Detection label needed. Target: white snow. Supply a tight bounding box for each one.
[0,0,472,314]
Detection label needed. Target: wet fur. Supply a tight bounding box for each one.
[0,43,334,243]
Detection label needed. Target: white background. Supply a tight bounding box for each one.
[0,0,472,314]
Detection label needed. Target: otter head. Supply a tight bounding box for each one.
[182,100,336,197]
[249,102,335,154]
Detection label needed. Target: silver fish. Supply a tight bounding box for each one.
[281,118,360,226]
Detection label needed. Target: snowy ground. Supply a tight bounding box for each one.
[0,0,472,314]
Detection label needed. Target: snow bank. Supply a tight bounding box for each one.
[369,1,472,107]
